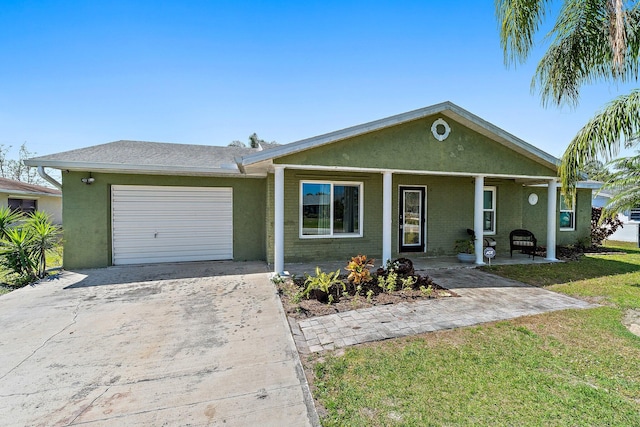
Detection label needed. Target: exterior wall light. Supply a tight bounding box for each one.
[81,173,95,185]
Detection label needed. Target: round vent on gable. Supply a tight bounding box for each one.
[431,118,451,141]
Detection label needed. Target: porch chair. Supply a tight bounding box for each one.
[509,229,537,259]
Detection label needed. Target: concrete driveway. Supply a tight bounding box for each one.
[0,262,318,426]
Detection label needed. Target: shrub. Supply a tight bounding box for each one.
[302,267,343,303]
[591,207,623,246]
[0,226,36,281]
[0,211,61,285]
[0,207,23,239]
[28,211,61,278]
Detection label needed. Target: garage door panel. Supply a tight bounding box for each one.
[112,185,233,265]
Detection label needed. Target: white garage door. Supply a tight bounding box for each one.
[112,185,233,265]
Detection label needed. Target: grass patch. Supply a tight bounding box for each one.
[485,244,640,309]
[0,245,63,297]
[311,242,640,426]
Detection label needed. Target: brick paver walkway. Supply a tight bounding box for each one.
[290,269,595,353]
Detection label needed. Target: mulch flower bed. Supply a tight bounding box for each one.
[276,257,458,319]
[535,244,627,261]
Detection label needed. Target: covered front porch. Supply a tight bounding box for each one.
[272,164,561,275]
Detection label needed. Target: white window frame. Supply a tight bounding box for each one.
[483,186,496,235]
[299,180,363,239]
[559,194,576,231]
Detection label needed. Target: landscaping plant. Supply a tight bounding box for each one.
[0,210,61,286]
[289,256,439,308]
[345,254,374,285]
[27,211,62,278]
[302,267,343,303]
[0,206,23,238]
[591,207,623,246]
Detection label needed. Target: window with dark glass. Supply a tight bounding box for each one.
[483,187,496,234]
[301,182,361,237]
[8,198,37,215]
[559,195,575,230]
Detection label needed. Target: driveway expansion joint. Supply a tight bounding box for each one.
[0,299,81,381]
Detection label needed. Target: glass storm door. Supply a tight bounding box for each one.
[399,187,425,252]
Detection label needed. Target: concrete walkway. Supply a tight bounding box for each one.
[291,268,596,353]
[0,261,319,426]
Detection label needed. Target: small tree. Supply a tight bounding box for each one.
[0,143,45,185]
[591,207,624,246]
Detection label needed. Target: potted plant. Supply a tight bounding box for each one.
[454,238,475,263]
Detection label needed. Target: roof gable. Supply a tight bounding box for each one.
[239,102,559,175]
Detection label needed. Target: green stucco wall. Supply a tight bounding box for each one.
[62,171,266,269]
[275,115,556,177]
[392,176,527,257]
[522,187,592,246]
[265,172,592,264]
[266,169,383,263]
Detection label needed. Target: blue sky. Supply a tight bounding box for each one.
[1,1,635,160]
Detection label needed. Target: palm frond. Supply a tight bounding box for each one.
[598,154,640,216]
[534,0,640,107]
[496,0,551,66]
[560,89,640,201]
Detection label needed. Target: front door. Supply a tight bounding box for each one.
[399,186,426,252]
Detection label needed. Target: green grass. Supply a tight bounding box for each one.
[0,245,63,296]
[311,242,640,426]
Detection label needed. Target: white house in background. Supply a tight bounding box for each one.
[0,177,62,224]
[584,180,639,244]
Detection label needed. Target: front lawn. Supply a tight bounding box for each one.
[311,242,640,426]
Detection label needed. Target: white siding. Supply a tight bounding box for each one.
[112,185,233,265]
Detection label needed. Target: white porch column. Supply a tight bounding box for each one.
[274,166,285,274]
[382,171,393,265]
[474,176,485,265]
[546,179,558,261]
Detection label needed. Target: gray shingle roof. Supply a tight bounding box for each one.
[25,140,263,175]
[0,177,61,196]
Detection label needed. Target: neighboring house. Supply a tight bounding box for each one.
[25,102,592,271]
[0,177,62,224]
[584,180,639,243]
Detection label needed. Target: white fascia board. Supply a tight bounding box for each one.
[276,163,557,181]
[239,101,561,172]
[2,190,61,198]
[23,160,266,178]
[526,180,596,189]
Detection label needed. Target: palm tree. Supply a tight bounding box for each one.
[496,0,640,211]
[598,153,640,214]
